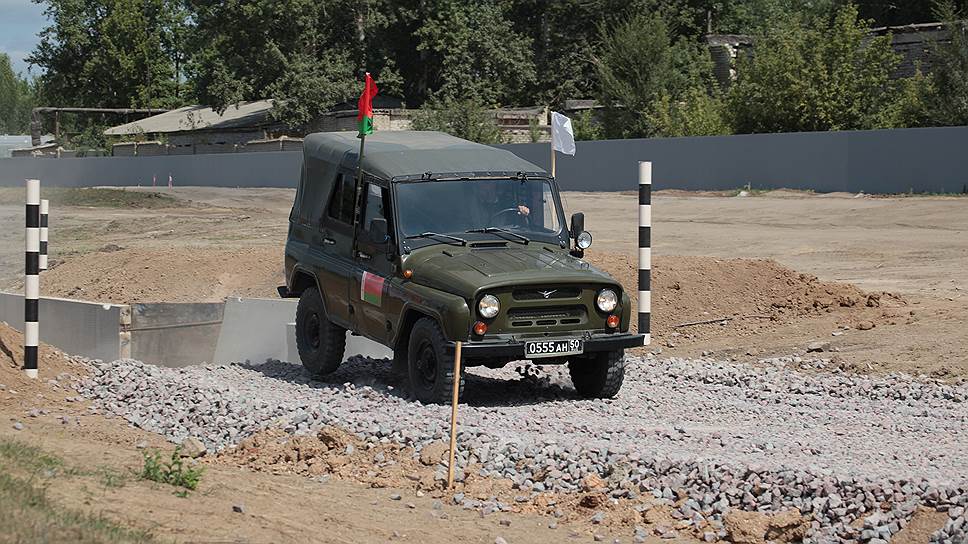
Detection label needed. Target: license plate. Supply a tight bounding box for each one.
[525,338,584,359]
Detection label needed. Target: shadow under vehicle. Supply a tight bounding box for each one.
[283,131,644,403]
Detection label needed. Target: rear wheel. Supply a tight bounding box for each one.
[407,318,464,404]
[568,350,625,398]
[295,286,345,377]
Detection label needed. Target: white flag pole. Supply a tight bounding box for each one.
[550,116,557,177]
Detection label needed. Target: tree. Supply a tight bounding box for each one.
[0,54,35,134]
[188,0,364,127]
[410,98,504,144]
[918,1,968,125]
[594,11,716,138]
[649,88,732,137]
[28,0,184,108]
[854,0,968,27]
[414,1,535,105]
[728,4,911,133]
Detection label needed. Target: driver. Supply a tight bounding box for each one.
[474,182,530,226]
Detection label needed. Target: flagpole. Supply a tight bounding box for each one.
[550,123,556,177]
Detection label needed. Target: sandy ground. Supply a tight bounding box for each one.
[0,187,964,542]
[1,186,965,379]
[0,328,698,544]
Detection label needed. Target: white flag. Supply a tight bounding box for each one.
[551,111,576,156]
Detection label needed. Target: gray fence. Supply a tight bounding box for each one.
[2,126,967,193]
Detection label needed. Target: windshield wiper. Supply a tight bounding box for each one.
[405,232,467,246]
[465,226,530,245]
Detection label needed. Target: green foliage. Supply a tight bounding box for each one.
[140,448,203,492]
[528,118,542,142]
[0,54,35,134]
[411,98,504,144]
[415,1,535,105]
[727,4,911,133]
[595,11,718,138]
[188,0,360,128]
[917,2,968,126]
[22,0,962,138]
[29,0,186,109]
[693,0,837,34]
[649,87,732,137]
[571,110,604,141]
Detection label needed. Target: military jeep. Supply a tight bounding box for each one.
[284,131,644,403]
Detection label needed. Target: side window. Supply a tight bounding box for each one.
[327,174,357,225]
[362,184,385,229]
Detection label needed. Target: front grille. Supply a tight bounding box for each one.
[507,306,586,327]
[512,287,581,301]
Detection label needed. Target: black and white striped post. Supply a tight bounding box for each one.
[25,179,40,378]
[39,199,49,271]
[638,162,651,345]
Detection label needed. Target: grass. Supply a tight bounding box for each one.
[0,187,179,208]
[0,437,157,543]
[140,447,204,493]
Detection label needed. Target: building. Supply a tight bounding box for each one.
[104,100,285,155]
[104,98,550,155]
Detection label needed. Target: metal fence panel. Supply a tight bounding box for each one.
[2,126,966,193]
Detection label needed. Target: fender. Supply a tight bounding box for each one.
[390,282,471,345]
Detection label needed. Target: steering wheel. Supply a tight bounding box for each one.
[489,207,531,227]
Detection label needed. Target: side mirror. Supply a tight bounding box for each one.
[368,217,389,244]
[570,212,585,238]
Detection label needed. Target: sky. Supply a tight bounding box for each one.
[1,0,49,77]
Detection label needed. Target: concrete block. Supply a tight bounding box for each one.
[130,302,224,367]
[0,292,123,362]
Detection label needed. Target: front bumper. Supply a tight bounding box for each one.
[454,333,645,359]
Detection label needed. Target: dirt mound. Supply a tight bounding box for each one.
[585,254,900,343]
[0,322,89,401]
[39,247,283,303]
[0,323,76,374]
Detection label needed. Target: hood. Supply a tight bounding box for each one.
[404,245,618,299]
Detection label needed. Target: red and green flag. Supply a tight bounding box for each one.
[361,271,385,306]
[357,72,378,137]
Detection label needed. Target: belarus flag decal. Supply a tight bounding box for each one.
[361,271,385,306]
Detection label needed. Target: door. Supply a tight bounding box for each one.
[350,182,395,343]
[314,172,358,327]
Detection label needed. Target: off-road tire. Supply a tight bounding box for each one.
[295,286,346,377]
[568,350,625,398]
[407,317,464,404]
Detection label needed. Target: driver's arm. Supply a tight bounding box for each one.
[517,204,530,216]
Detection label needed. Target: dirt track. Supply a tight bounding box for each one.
[1,187,965,379]
[1,187,966,543]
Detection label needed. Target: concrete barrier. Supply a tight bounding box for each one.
[0,292,124,362]
[129,302,224,368]
[213,297,392,365]
[0,292,392,368]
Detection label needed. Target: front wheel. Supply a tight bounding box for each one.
[295,286,346,377]
[407,318,464,404]
[568,350,625,398]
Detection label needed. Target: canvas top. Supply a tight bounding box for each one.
[302,131,546,181]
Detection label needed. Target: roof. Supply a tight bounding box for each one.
[104,100,276,136]
[303,131,546,181]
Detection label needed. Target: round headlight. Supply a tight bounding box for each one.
[576,231,593,249]
[478,294,500,318]
[596,289,618,312]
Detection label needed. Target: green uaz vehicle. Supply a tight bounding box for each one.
[284,131,644,403]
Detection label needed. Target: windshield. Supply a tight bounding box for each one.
[396,179,564,242]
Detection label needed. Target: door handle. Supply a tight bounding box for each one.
[322,238,336,245]
[357,251,371,260]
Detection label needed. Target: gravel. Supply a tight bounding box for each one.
[75,354,968,543]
